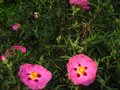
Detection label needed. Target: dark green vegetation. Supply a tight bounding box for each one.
[0,0,120,90]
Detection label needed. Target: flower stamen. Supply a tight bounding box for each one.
[30,72,39,80]
[77,66,86,75]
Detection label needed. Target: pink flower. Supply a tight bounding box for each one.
[12,23,21,31]
[67,54,97,86]
[69,0,90,10]
[0,55,7,61]
[18,63,52,90]
[5,45,26,58]
[11,45,26,53]
[0,45,26,60]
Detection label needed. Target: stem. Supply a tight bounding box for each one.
[7,64,16,84]
[75,86,79,90]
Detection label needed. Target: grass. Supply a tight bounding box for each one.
[0,0,120,90]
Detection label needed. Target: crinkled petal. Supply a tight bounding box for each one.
[18,63,52,90]
[11,45,26,53]
[67,54,97,86]
[69,0,90,10]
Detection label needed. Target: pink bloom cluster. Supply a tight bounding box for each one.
[67,54,97,86]
[1,45,97,89]
[18,63,52,90]
[69,0,90,10]
[12,23,21,31]
[0,45,26,61]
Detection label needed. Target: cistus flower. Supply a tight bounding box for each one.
[12,23,21,31]
[67,54,97,86]
[0,45,26,60]
[0,55,7,61]
[5,45,26,58]
[18,63,52,90]
[69,0,90,10]
[11,45,26,53]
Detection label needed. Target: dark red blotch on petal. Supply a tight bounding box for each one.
[34,79,39,82]
[77,74,80,78]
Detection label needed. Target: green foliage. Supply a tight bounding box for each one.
[0,0,120,90]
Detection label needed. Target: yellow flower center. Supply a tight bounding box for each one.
[77,66,86,75]
[30,72,39,80]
